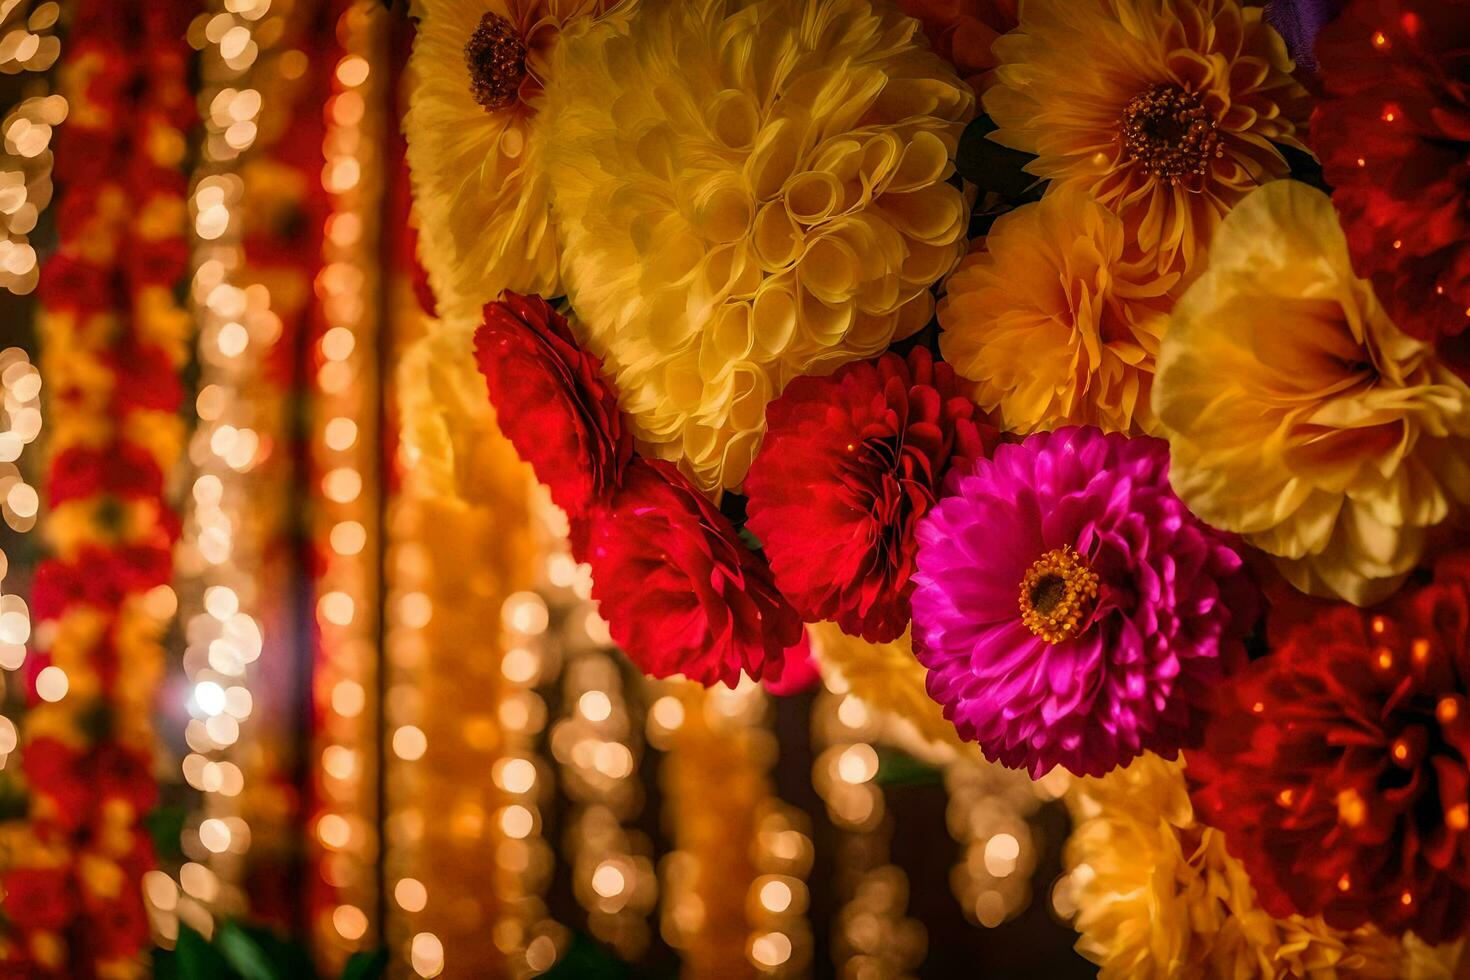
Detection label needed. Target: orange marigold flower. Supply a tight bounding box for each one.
[983,0,1312,272]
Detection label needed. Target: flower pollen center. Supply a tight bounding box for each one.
[1019,546,1099,644]
[465,12,527,112]
[1121,83,1222,185]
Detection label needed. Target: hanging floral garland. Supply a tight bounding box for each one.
[402,0,1470,968]
[0,0,193,974]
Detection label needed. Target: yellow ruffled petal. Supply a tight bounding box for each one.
[1066,754,1404,979]
[1153,181,1470,605]
[543,0,973,493]
[940,185,1177,435]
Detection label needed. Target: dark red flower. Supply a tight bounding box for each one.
[575,459,802,687]
[1188,550,1470,943]
[474,291,633,514]
[35,253,114,314]
[1312,0,1470,377]
[47,444,163,506]
[30,546,174,621]
[1,867,75,932]
[108,341,183,415]
[897,0,1018,95]
[744,348,994,643]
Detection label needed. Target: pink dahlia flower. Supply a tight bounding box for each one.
[910,426,1258,777]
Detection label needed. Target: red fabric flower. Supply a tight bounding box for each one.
[576,459,802,687]
[474,291,633,514]
[1188,550,1470,943]
[1312,0,1470,377]
[897,0,1018,95]
[744,348,994,643]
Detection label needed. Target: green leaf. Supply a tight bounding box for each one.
[215,922,281,980]
[174,924,237,980]
[144,805,187,864]
[955,115,1041,200]
[341,949,389,980]
[876,748,942,787]
[543,931,630,980]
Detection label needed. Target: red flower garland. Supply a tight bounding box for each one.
[1188,551,1470,943]
[1312,0,1470,377]
[0,0,193,973]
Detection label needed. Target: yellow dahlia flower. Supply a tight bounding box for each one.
[1066,753,1402,979]
[939,185,1179,435]
[404,0,610,322]
[543,0,973,493]
[983,0,1311,273]
[1154,181,1470,606]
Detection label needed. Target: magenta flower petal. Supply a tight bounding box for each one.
[910,426,1259,777]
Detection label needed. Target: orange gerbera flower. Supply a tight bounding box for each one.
[983,0,1311,272]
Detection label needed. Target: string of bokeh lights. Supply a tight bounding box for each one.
[312,1,386,966]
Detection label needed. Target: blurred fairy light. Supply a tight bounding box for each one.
[543,529,657,962]
[812,680,927,976]
[945,756,1067,931]
[0,348,41,770]
[156,0,287,946]
[490,492,571,979]
[0,1,63,296]
[309,1,386,967]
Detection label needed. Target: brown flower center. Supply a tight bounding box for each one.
[1121,84,1223,185]
[464,12,526,112]
[1019,546,1099,644]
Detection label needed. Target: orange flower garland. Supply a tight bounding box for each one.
[0,1,193,975]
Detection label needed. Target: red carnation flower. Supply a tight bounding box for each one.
[576,459,802,687]
[1312,0,1470,376]
[474,291,632,514]
[744,348,994,643]
[1188,550,1470,943]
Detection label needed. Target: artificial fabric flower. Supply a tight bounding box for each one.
[1312,0,1470,378]
[473,291,632,513]
[1188,550,1470,944]
[543,0,974,494]
[939,185,1180,435]
[896,0,1018,95]
[744,348,993,643]
[404,0,610,322]
[576,459,802,687]
[1154,181,1470,606]
[808,621,966,753]
[1066,753,1403,979]
[910,426,1258,778]
[983,0,1312,272]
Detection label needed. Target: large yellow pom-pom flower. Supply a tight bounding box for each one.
[983,0,1310,273]
[1066,753,1405,979]
[939,185,1179,435]
[404,0,610,322]
[1154,181,1470,606]
[543,0,974,494]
